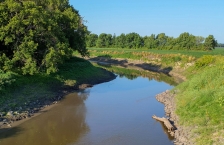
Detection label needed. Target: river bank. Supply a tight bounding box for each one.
[156,90,193,145]
[87,57,187,82]
[0,57,116,130]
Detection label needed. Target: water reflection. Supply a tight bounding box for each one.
[94,63,182,85]
[0,93,89,145]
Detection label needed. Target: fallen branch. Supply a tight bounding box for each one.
[152,115,175,136]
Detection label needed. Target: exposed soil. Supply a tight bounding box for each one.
[0,68,116,129]
[88,57,186,82]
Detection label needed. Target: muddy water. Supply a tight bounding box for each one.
[0,75,174,145]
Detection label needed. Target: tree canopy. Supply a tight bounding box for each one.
[0,0,88,74]
[86,32,217,51]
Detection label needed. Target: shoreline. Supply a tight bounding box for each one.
[156,91,193,145]
[0,67,116,130]
[87,57,187,82]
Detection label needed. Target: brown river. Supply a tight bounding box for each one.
[0,73,174,145]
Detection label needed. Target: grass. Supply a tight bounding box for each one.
[87,47,224,58]
[0,57,113,112]
[174,56,224,144]
[81,48,197,69]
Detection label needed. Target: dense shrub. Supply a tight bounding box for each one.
[195,55,215,68]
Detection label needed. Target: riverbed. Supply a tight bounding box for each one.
[0,72,174,145]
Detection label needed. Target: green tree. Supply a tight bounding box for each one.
[86,33,98,47]
[144,34,158,49]
[204,35,217,50]
[156,33,167,49]
[125,32,142,49]
[115,33,126,48]
[0,0,88,74]
[96,33,112,48]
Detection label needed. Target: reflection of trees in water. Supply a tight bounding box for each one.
[118,74,138,80]
[0,93,90,145]
[103,66,178,86]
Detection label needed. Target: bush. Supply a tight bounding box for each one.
[195,55,214,68]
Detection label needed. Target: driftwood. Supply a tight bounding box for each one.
[152,115,175,136]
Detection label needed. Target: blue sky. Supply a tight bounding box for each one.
[70,0,224,43]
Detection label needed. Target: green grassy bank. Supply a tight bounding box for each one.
[174,55,224,144]
[0,57,115,113]
[87,48,224,144]
[87,47,224,58]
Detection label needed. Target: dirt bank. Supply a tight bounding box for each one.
[0,68,116,129]
[88,57,186,82]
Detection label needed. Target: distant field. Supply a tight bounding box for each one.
[88,47,224,58]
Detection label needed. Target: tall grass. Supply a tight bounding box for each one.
[174,56,224,144]
[85,49,196,68]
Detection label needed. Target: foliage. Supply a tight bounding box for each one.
[86,33,98,47]
[124,32,143,48]
[86,32,217,51]
[0,0,88,75]
[0,70,16,91]
[195,55,215,68]
[96,33,113,48]
[204,35,217,50]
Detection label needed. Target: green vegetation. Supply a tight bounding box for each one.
[87,47,224,58]
[0,0,110,114]
[174,56,224,144]
[85,48,197,68]
[0,57,113,112]
[0,0,88,75]
[0,1,223,143]
[86,32,217,51]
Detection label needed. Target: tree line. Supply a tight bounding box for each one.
[86,32,217,51]
[0,0,88,75]
[217,43,224,47]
